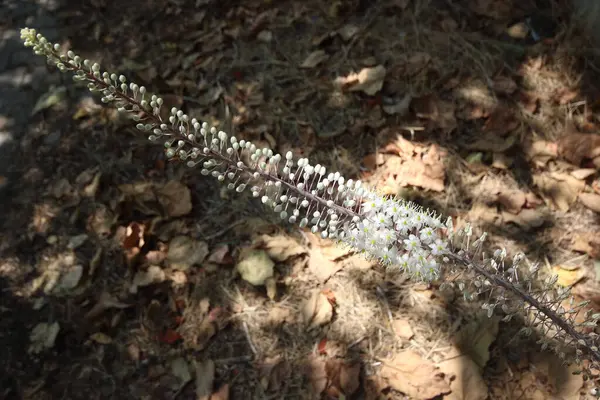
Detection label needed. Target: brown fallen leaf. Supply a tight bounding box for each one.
[380,350,451,399]
[411,94,457,133]
[484,105,519,136]
[579,192,600,213]
[383,147,446,193]
[302,290,334,329]
[210,384,229,400]
[338,362,361,396]
[155,180,192,217]
[334,65,386,96]
[570,232,600,258]
[571,168,596,180]
[557,132,600,167]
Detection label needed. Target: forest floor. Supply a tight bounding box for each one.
[2,0,600,399]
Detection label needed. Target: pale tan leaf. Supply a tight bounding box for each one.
[392,318,415,340]
[534,172,585,211]
[457,316,499,368]
[571,168,596,180]
[258,234,306,262]
[85,291,131,320]
[302,290,333,329]
[334,65,386,96]
[380,350,451,399]
[437,348,488,400]
[171,357,192,384]
[552,265,585,287]
[579,192,600,213]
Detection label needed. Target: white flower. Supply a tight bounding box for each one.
[429,238,447,256]
[403,234,420,252]
[419,227,435,243]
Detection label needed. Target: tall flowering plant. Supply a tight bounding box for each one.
[20,28,600,384]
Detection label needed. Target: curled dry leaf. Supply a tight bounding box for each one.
[334,65,386,96]
[258,234,306,262]
[306,231,350,282]
[207,244,231,264]
[380,350,451,399]
[259,355,291,392]
[300,50,329,69]
[167,236,209,271]
[236,249,274,286]
[496,189,526,214]
[302,290,334,329]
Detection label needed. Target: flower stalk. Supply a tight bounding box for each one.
[20,27,600,381]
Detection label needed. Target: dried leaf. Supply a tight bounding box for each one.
[89,332,112,344]
[122,222,145,250]
[302,290,334,328]
[382,93,412,116]
[437,348,488,400]
[306,232,349,282]
[558,133,600,167]
[579,192,600,213]
[31,86,66,116]
[29,322,60,354]
[67,233,88,250]
[207,244,231,264]
[496,189,526,214]
[457,316,499,368]
[339,362,361,396]
[85,291,130,320]
[159,328,182,344]
[171,357,192,384]
[156,180,192,217]
[492,76,518,94]
[384,145,446,192]
[301,50,329,68]
[236,249,274,286]
[259,355,291,392]
[552,265,585,287]
[130,265,166,293]
[380,350,451,399]
[167,236,209,271]
[54,264,84,293]
[534,172,585,211]
[210,384,229,400]
[392,318,415,340]
[258,234,306,262]
[195,359,215,400]
[305,356,328,396]
[338,24,360,41]
[502,208,546,230]
[334,65,386,96]
[484,106,519,136]
[571,168,596,180]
